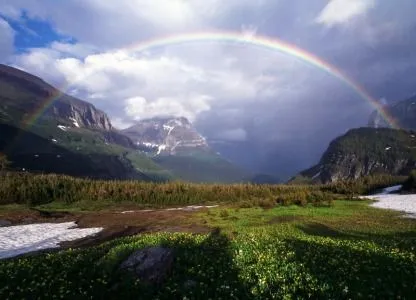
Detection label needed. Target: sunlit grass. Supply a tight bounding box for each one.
[1,200,415,299]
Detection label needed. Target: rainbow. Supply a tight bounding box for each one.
[24,30,400,129]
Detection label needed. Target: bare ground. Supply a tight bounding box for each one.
[0,208,212,250]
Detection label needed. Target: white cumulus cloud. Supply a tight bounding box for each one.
[0,17,15,61]
[316,0,375,27]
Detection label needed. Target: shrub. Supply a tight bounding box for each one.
[0,153,10,172]
[401,170,416,192]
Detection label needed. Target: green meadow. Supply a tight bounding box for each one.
[1,198,415,299]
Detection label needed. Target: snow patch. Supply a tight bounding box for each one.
[0,222,102,259]
[163,125,175,135]
[361,185,416,218]
[57,125,67,131]
[51,139,57,143]
[312,171,321,180]
[379,185,402,194]
[385,146,391,151]
[141,142,159,148]
[120,206,217,214]
[121,210,154,214]
[157,144,167,155]
[165,205,219,211]
[69,117,80,128]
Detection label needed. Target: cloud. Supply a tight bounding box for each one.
[241,24,258,39]
[111,117,134,130]
[215,128,248,141]
[0,0,268,48]
[0,17,14,61]
[124,95,211,122]
[316,0,375,27]
[12,39,300,124]
[5,0,416,178]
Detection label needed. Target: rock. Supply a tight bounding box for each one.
[0,219,12,227]
[119,247,174,285]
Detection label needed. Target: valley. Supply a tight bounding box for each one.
[1,4,416,298]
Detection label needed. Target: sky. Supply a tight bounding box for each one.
[1,0,416,178]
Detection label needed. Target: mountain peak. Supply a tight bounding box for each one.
[122,116,208,155]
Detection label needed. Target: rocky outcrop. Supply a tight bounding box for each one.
[47,99,112,130]
[119,247,174,285]
[0,64,113,131]
[122,117,209,155]
[297,128,416,183]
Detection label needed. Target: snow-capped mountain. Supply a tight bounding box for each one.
[121,117,209,155]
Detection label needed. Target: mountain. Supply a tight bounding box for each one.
[122,117,209,155]
[368,94,416,129]
[0,64,168,180]
[0,64,112,130]
[292,128,416,183]
[123,117,249,183]
[0,65,246,183]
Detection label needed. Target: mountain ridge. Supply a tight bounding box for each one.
[292,127,416,183]
[0,64,248,183]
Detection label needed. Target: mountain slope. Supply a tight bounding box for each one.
[122,117,209,155]
[293,128,416,183]
[0,123,156,180]
[0,65,246,183]
[0,64,169,180]
[123,117,250,183]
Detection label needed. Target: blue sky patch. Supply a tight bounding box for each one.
[5,13,73,53]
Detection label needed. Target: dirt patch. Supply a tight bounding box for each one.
[0,209,75,225]
[1,208,212,250]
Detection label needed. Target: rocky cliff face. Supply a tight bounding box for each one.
[368,95,416,129]
[296,128,416,183]
[122,117,209,155]
[46,99,112,131]
[0,64,112,131]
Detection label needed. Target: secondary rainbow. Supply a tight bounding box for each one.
[24,30,399,129]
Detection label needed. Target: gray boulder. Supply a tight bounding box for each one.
[119,247,174,285]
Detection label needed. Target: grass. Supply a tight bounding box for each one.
[1,199,415,299]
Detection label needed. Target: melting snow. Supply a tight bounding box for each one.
[361,185,416,218]
[0,222,102,259]
[165,205,219,211]
[157,144,167,155]
[120,206,217,214]
[69,117,80,128]
[142,142,159,148]
[57,125,67,131]
[121,210,154,214]
[163,125,175,135]
[312,171,321,180]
